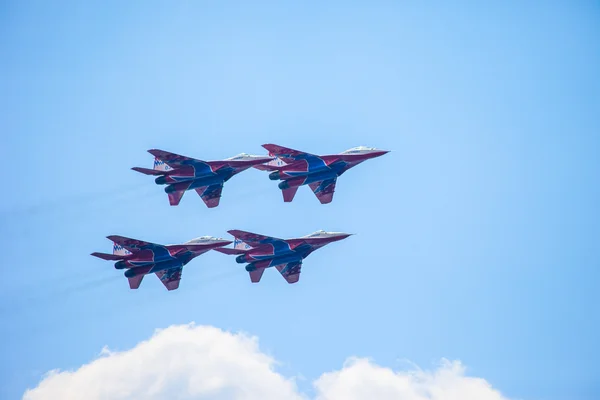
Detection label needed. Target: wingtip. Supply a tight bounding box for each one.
[262,143,281,150]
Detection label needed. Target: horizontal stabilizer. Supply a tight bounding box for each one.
[249,268,265,283]
[213,247,247,255]
[132,167,165,176]
[282,187,299,202]
[91,252,127,261]
[128,275,144,289]
[168,190,185,206]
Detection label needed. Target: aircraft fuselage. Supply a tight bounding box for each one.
[245,252,304,271]
[162,169,236,193]
[121,252,196,277]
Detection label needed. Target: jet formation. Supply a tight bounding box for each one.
[92,143,388,290]
[93,230,351,289]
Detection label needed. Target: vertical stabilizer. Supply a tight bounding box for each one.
[153,157,173,172]
[113,242,132,256]
[263,153,287,168]
[234,237,252,251]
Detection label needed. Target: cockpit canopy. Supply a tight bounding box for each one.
[303,230,329,238]
[341,146,378,154]
[226,153,264,160]
[185,236,223,243]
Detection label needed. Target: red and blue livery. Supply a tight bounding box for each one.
[215,230,352,284]
[133,149,274,207]
[91,235,232,290]
[255,144,389,204]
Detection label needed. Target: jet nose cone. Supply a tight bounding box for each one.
[372,150,390,157]
[207,239,233,248]
[331,233,353,241]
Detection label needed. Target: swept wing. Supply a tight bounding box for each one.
[155,267,183,291]
[262,144,322,163]
[195,183,223,208]
[107,235,164,254]
[309,178,337,204]
[275,261,302,284]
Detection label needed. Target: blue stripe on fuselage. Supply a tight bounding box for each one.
[249,243,312,263]
[250,252,303,268]
[149,258,184,273]
[152,246,173,262]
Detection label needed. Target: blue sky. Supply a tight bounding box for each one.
[1,1,599,399]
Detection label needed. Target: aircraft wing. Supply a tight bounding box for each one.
[148,149,209,169]
[227,230,285,246]
[107,235,163,253]
[213,247,246,255]
[275,261,302,284]
[167,243,226,254]
[155,267,183,291]
[262,144,321,163]
[309,178,337,204]
[195,183,223,208]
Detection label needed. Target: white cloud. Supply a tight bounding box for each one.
[314,358,507,400]
[23,324,510,400]
[23,324,304,400]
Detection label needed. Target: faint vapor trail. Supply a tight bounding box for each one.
[0,275,121,315]
[1,267,243,339]
[0,183,150,219]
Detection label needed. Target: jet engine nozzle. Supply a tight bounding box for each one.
[124,269,137,278]
[245,264,257,272]
[115,260,127,270]
[155,176,167,185]
[268,171,280,180]
[236,254,247,264]
[278,181,290,190]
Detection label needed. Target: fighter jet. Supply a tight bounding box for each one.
[91,235,232,290]
[215,229,352,284]
[133,150,274,207]
[254,144,389,204]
